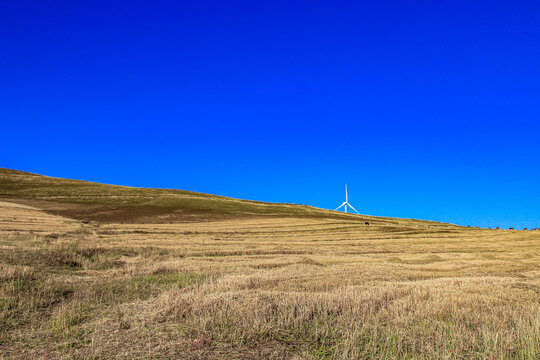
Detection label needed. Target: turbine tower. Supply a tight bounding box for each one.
[335,184,359,214]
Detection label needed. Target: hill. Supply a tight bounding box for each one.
[0,167,449,227]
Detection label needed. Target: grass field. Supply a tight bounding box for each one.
[0,169,538,359]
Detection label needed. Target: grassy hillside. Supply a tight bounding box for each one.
[0,168,447,226]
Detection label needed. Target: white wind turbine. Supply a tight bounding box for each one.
[335,184,359,214]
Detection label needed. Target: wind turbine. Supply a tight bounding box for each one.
[335,184,359,214]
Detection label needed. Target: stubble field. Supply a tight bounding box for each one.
[0,199,538,359]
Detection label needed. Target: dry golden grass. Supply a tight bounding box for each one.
[0,200,538,359]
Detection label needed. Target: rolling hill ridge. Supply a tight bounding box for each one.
[0,167,453,228]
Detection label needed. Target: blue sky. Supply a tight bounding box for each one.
[1,1,539,229]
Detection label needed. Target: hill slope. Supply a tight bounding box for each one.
[0,167,450,227]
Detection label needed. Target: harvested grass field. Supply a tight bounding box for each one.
[0,169,539,359]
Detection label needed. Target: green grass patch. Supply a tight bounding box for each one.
[45,271,206,346]
[0,276,74,329]
[90,272,206,305]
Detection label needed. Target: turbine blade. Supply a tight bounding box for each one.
[348,203,360,214]
[335,202,346,210]
[345,184,348,202]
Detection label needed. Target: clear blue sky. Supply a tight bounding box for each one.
[1,1,539,229]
